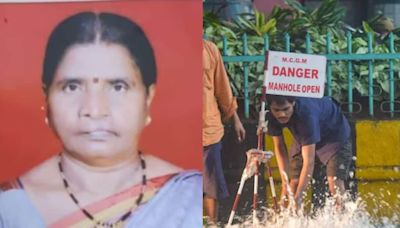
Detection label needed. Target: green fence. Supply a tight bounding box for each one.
[219,32,400,119]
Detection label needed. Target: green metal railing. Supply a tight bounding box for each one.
[220,32,400,119]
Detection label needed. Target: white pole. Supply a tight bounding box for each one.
[227,172,247,226]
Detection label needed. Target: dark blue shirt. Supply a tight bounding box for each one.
[267,97,350,163]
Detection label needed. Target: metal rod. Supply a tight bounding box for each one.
[262,59,279,212]
[243,33,249,119]
[326,32,332,96]
[389,32,395,117]
[368,32,374,116]
[305,32,311,54]
[347,31,353,114]
[285,33,290,52]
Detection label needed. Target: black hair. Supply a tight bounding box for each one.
[266,95,296,106]
[42,12,156,94]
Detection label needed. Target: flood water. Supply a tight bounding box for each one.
[221,178,400,227]
[218,125,399,227]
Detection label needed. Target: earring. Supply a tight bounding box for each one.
[145,116,152,126]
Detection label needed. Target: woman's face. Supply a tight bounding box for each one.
[47,43,155,165]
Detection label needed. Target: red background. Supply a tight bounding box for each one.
[0,0,202,182]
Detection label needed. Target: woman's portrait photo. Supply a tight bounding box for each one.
[0,1,202,227]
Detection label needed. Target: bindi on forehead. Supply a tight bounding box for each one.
[93,77,99,83]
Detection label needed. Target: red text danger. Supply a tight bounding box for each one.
[272,66,319,79]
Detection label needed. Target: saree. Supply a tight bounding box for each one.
[0,171,201,228]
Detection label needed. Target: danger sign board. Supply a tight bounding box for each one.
[264,51,326,98]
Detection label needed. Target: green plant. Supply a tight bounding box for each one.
[203,0,400,113]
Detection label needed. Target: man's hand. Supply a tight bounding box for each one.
[292,144,315,212]
[279,186,289,209]
[294,194,303,210]
[232,112,245,143]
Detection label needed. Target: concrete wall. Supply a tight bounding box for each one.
[355,120,400,180]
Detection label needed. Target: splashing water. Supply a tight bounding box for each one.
[226,195,399,228]
[225,172,399,228]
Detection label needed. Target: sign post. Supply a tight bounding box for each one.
[256,51,327,223]
[264,51,327,98]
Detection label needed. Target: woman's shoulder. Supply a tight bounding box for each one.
[0,186,45,228]
[144,154,201,185]
[0,180,22,192]
[153,170,201,199]
[18,155,60,189]
[144,154,182,178]
[142,154,200,188]
[173,170,201,185]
